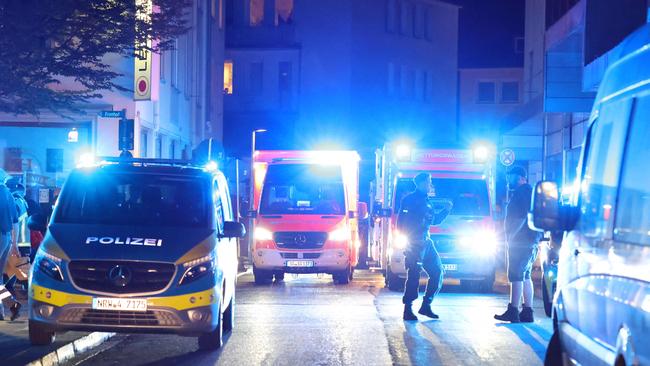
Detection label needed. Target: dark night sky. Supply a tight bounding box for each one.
[449,0,525,68]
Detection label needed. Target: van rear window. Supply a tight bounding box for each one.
[55,171,210,227]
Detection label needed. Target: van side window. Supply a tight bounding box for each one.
[217,175,233,222]
[578,98,632,238]
[213,180,225,233]
[615,96,650,245]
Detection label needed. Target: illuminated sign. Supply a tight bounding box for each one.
[134,0,152,101]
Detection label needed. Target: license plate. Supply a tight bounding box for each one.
[92,297,148,312]
[442,264,458,271]
[286,260,314,268]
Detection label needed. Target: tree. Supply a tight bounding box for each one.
[0,0,191,116]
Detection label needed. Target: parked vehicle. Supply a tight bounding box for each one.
[531,24,650,366]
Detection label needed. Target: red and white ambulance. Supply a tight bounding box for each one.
[369,143,498,291]
[249,151,367,284]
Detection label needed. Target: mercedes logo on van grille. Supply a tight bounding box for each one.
[294,234,308,244]
[108,265,132,287]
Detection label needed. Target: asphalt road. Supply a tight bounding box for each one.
[66,271,553,366]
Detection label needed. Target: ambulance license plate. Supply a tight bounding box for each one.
[286,260,314,268]
[92,298,148,312]
[442,264,458,271]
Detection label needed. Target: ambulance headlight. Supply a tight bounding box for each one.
[179,255,214,285]
[35,251,64,282]
[328,228,349,242]
[254,227,274,241]
[392,231,409,249]
[395,144,411,161]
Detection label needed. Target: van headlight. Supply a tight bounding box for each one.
[179,255,214,285]
[459,230,498,256]
[328,228,349,242]
[254,227,274,241]
[35,251,64,282]
[392,231,409,249]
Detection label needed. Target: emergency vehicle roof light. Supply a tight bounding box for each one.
[473,145,490,163]
[395,144,411,161]
[204,160,218,172]
[76,152,96,168]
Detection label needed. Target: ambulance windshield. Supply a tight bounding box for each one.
[260,164,345,215]
[395,177,489,216]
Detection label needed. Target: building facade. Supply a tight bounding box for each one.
[0,0,225,195]
[223,0,459,157]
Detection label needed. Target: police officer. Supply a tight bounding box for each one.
[398,172,449,321]
[495,166,540,323]
[0,170,21,321]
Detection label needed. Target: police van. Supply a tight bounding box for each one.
[28,157,245,350]
[530,24,650,366]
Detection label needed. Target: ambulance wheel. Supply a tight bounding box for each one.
[333,266,352,284]
[253,266,273,285]
[223,297,234,333]
[198,304,223,350]
[274,272,285,282]
[386,268,405,292]
[29,320,56,346]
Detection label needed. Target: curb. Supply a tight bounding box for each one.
[25,332,115,366]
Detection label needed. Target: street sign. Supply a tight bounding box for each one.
[119,119,135,151]
[99,110,125,118]
[500,149,516,166]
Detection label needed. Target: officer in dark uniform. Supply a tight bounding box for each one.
[398,172,450,321]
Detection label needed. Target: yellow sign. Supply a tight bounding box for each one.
[134,0,152,101]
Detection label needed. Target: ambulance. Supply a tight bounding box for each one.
[249,151,367,285]
[369,143,498,291]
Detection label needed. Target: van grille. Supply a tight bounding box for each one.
[59,308,181,327]
[68,260,175,294]
[274,232,328,249]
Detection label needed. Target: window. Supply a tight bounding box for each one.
[250,0,264,26]
[156,135,163,158]
[386,0,398,33]
[224,61,233,94]
[279,61,292,93]
[213,179,225,233]
[615,96,650,245]
[477,82,496,103]
[276,0,293,24]
[413,4,425,38]
[249,61,263,95]
[400,2,413,36]
[140,129,148,158]
[501,81,519,103]
[226,0,234,25]
[170,39,178,88]
[169,140,176,159]
[579,98,632,238]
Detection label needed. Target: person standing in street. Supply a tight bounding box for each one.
[398,173,449,321]
[495,166,540,323]
[0,169,21,321]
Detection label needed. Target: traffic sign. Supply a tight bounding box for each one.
[500,149,516,166]
[99,110,125,118]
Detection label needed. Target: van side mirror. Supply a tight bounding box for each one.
[222,221,246,238]
[357,202,369,220]
[529,181,561,232]
[429,198,453,226]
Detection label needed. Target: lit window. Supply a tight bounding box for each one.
[250,0,264,26]
[224,61,233,94]
[276,0,293,24]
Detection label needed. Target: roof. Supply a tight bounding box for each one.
[75,159,215,178]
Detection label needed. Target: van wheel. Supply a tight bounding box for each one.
[333,266,352,285]
[386,267,405,292]
[544,329,564,366]
[274,272,285,282]
[29,320,56,346]
[198,303,223,351]
[223,296,234,333]
[253,266,273,285]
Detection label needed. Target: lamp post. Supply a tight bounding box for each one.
[248,129,266,262]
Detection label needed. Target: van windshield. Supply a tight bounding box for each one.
[55,171,211,227]
[260,164,345,215]
[394,177,490,216]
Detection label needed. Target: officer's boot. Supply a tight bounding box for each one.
[418,302,439,319]
[519,306,534,323]
[403,304,418,321]
[494,303,520,323]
